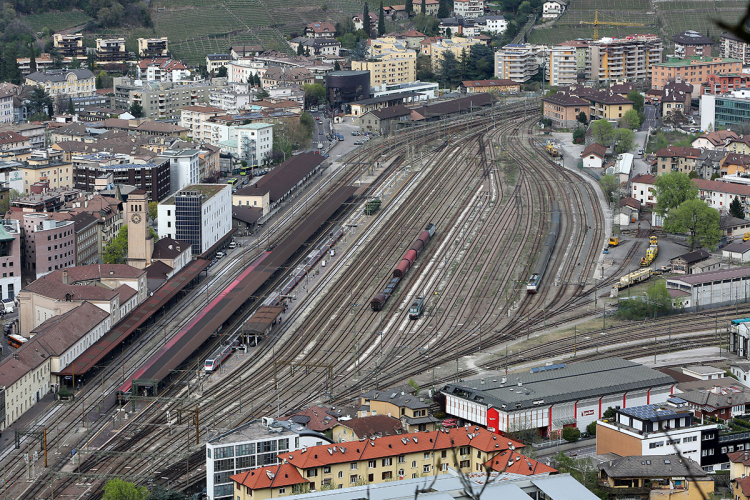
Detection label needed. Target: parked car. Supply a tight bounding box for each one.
[216,251,226,259]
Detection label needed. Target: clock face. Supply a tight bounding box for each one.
[131,213,142,224]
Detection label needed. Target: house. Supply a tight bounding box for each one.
[261,67,314,88]
[581,143,606,169]
[477,15,507,34]
[587,91,634,121]
[542,0,567,19]
[360,105,413,135]
[682,365,725,381]
[722,215,750,238]
[692,130,739,150]
[660,88,687,116]
[304,21,337,39]
[678,388,750,422]
[729,363,750,389]
[607,153,634,185]
[723,242,750,263]
[205,54,231,74]
[597,455,714,500]
[673,30,715,59]
[721,152,750,176]
[26,69,96,98]
[669,249,711,274]
[331,415,403,442]
[655,146,702,175]
[352,12,377,32]
[729,136,750,155]
[696,149,727,179]
[452,0,484,19]
[358,388,440,432]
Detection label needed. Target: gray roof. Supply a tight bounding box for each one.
[530,475,600,500]
[598,455,710,481]
[670,248,710,264]
[684,365,724,374]
[27,69,95,82]
[442,358,675,411]
[667,266,750,285]
[722,242,750,254]
[678,389,750,409]
[360,390,431,409]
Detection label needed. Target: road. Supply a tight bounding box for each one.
[642,104,657,131]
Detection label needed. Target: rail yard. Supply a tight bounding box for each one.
[1,98,735,499]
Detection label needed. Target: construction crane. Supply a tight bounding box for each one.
[580,10,645,40]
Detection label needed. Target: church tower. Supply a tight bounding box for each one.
[127,191,153,269]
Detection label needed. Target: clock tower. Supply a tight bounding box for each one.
[127,191,153,269]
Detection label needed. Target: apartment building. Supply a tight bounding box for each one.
[180,105,225,141]
[588,90,634,121]
[304,21,337,39]
[157,184,231,254]
[0,220,21,301]
[495,44,540,82]
[113,78,220,120]
[136,58,190,83]
[26,69,96,98]
[138,37,169,58]
[547,45,577,87]
[52,33,86,58]
[655,146,702,175]
[158,148,200,192]
[673,30,714,59]
[542,92,590,127]
[587,35,663,84]
[261,67,314,88]
[73,154,171,201]
[358,389,440,432]
[16,52,55,75]
[542,0,566,19]
[18,158,74,194]
[95,38,127,62]
[430,37,483,68]
[289,37,341,57]
[652,56,743,91]
[453,0,484,19]
[19,213,75,280]
[235,123,273,166]
[559,39,590,72]
[721,31,750,66]
[352,43,417,87]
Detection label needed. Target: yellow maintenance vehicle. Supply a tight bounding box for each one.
[641,240,658,267]
[743,232,750,242]
[650,235,658,245]
[614,268,654,290]
[545,142,560,158]
[608,237,620,247]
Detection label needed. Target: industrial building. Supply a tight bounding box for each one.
[441,358,675,436]
[665,267,750,310]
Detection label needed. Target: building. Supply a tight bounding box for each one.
[692,130,739,150]
[209,88,253,114]
[587,35,663,84]
[0,131,30,152]
[721,31,750,66]
[0,220,21,301]
[723,153,750,176]
[673,30,715,59]
[136,58,190,83]
[588,91,634,121]
[477,15,507,34]
[631,173,750,215]
[666,267,750,310]
[234,123,273,167]
[18,263,146,335]
[0,89,13,124]
[325,71,371,105]
[289,37,341,58]
[442,358,676,436]
[459,79,520,94]
[19,213,75,280]
[304,22,337,39]
[352,12,377,32]
[125,191,154,270]
[430,37,484,68]
[253,153,325,207]
[439,16,481,37]
[542,0,566,19]
[206,54,232,74]
[704,72,750,95]
[52,33,85,58]
[16,52,54,75]
[63,193,123,258]
[206,418,332,500]
[352,39,417,88]
[372,81,438,101]
[452,0,484,19]
[230,427,555,498]
[331,415,403,443]
[72,211,99,265]
[494,44,540,83]
[158,184,231,254]
[597,455,714,500]
[179,105,225,141]
[724,242,750,263]
[95,38,127,62]
[138,37,168,58]
[260,67,314,88]
[701,90,750,132]
[348,92,422,117]
[652,56,743,91]
[661,88,687,117]
[682,365,726,381]
[655,146,702,175]
[113,78,221,120]
[547,46,577,87]
[277,406,343,433]
[74,156,171,202]
[669,249,711,275]
[360,105,412,135]
[581,143,606,169]
[358,389,440,432]
[542,92,590,128]
[25,70,96,99]
[159,149,200,193]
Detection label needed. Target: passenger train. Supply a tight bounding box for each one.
[527,201,561,294]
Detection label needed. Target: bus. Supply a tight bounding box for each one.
[8,334,27,348]
[227,178,238,186]
[240,166,249,176]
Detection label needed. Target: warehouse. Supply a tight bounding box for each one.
[665,267,750,311]
[441,358,675,437]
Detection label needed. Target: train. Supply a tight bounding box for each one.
[204,343,234,372]
[371,223,437,311]
[613,268,653,290]
[526,201,561,294]
[640,236,658,267]
[409,296,426,319]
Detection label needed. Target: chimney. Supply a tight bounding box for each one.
[62,270,69,284]
[712,385,721,394]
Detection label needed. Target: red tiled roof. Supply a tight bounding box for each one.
[582,143,606,158]
[485,450,557,475]
[278,405,340,431]
[335,415,403,439]
[728,450,750,466]
[722,153,750,167]
[0,131,29,144]
[655,146,701,159]
[231,463,308,490]
[115,284,137,302]
[631,173,656,184]
[306,21,336,33]
[737,476,750,497]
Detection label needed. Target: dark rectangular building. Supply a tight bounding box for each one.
[74,160,171,201]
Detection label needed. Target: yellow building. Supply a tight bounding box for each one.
[430,37,480,67]
[729,450,750,480]
[232,186,270,216]
[728,138,750,155]
[230,427,555,498]
[330,415,402,443]
[358,389,440,432]
[18,160,74,193]
[587,90,634,121]
[138,37,169,58]
[52,33,85,58]
[25,69,96,98]
[352,42,417,87]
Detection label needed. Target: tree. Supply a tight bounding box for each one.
[297,42,304,56]
[216,66,228,78]
[334,60,341,71]
[378,1,386,36]
[688,170,699,179]
[69,57,81,69]
[651,130,669,153]
[731,196,745,219]
[421,0,426,14]
[256,88,269,100]
[572,128,585,144]
[586,421,596,436]
[576,111,587,126]
[664,199,722,250]
[619,109,641,130]
[148,201,158,221]
[302,83,326,108]
[87,52,96,71]
[603,407,616,419]
[627,89,644,114]
[28,43,36,74]
[562,427,581,443]
[437,0,449,18]
[362,2,371,37]
[437,50,460,88]
[445,27,452,37]
[599,174,619,203]
[67,97,74,115]
[518,0,532,15]
[405,0,413,14]
[2,45,22,85]
[645,280,673,314]
[103,225,129,264]
[145,487,187,500]
[129,101,144,118]
[102,478,147,500]
[613,128,634,154]
[590,119,614,146]
[653,172,699,215]
[28,86,53,119]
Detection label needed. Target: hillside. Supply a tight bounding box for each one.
[528,0,748,52]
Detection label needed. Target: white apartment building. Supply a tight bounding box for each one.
[587,35,664,83]
[180,105,225,141]
[136,59,191,83]
[547,46,578,86]
[206,419,331,500]
[158,183,231,255]
[495,44,540,82]
[721,32,750,66]
[159,149,200,193]
[236,123,273,166]
[227,59,266,84]
[631,173,750,215]
[453,0,484,19]
[0,89,13,123]
[542,0,566,19]
[479,15,507,34]
[209,89,252,114]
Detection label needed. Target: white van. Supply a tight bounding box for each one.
[216,251,226,259]
[228,242,237,249]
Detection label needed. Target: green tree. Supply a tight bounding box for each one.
[69,57,81,69]
[437,0,449,18]
[302,83,326,108]
[216,66,228,78]
[378,1,386,36]
[256,88,269,100]
[651,130,669,153]
[129,101,144,118]
[145,486,187,500]
[67,97,74,115]
[28,43,36,74]
[362,2,371,37]
[28,86,53,118]
[572,128,585,144]
[518,0,532,15]
[614,128,635,154]
[576,111,587,126]
[437,50,460,88]
[645,280,673,314]
[688,170,699,179]
[102,478,148,500]
[730,196,745,219]
[405,0,413,14]
[619,109,641,130]
[627,89,644,113]
[297,42,304,56]
[599,174,619,203]
[653,172,698,215]
[87,52,96,71]
[586,421,596,436]
[562,427,581,442]
[334,60,341,71]
[591,119,614,146]
[421,0,426,14]
[3,45,22,85]
[103,225,129,264]
[664,199,722,250]
[603,407,616,419]
[148,201,158,221]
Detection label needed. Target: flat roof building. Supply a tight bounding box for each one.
[666,267,750,310]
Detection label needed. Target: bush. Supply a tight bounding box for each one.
[586,421,597,436]
[562,427,581,443]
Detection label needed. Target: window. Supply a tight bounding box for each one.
[412,461,417,468]
[423,465,431,473]
[459,460,470,469]
[350,475,358,484]
[350,463,357,470]
[459,446,470,456]
[398,455,405,464]
[338,471,343,479]
[368,460,376,468]
[323,466,331,473]
[306,469,318,478]
[278,488,285,494]
[382,458,392,466]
